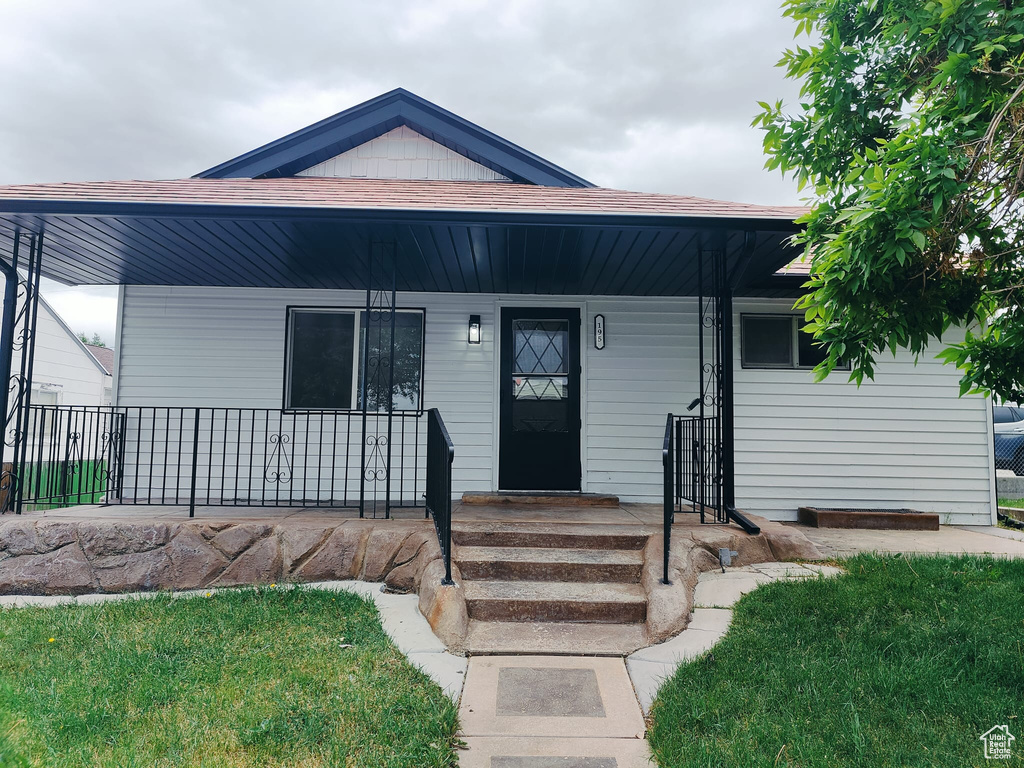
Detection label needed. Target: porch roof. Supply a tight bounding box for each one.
[0,177,808,296]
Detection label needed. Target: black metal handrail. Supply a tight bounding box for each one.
[664,412,760,541]
[10,405,427,517]
[425,407,455,586]
[662,413,674,585]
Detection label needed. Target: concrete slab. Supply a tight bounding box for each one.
[624,658,675,714]
[406,651,467,702]
[0,594,77,608]
[496,667,606,717]
[374,594,448,655]
[794,524,1024,558]
[466,621,646,656]
[459,656,645,739]
[692,574,769,608]
[628,628,721,665]
[459,737,654,768]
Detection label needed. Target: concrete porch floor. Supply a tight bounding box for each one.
[19,503,1024,557]
[20,501,668,527]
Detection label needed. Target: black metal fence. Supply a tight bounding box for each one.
[665,413,725,524]
[425,408,455,585]
[12,405,430,516]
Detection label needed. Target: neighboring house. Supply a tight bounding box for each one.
[0,89,996,525]
[1,286,111,408]
[84,343,115,405]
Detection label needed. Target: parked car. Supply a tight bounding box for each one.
[993,405,1024,475]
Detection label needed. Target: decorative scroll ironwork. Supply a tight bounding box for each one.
[689,240,728,524]
[0,231,44,515]
[360,239,399,519]
[264,433,293,483]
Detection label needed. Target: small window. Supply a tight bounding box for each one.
[741,314,849,370]
[741,316,792,368]
[286,307,424,411]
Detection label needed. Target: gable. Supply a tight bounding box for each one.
[296,126,511,182]
[195,88,591,187]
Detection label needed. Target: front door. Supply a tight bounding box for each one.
[499,307,581,491]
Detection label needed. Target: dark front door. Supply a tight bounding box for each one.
[499,307,581,491]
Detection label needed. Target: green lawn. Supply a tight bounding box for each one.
[649,555,1024,767]
[999,497,1024,510]
[0,588,459,768]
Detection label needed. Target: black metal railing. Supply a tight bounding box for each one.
[662,412,759,561]
[669,413,724,523]
[11,405,428,517]
[425,407,455,586]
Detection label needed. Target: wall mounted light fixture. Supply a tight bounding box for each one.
[468,314,481,344]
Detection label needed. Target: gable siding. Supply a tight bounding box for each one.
[116,287,993,523]
[295,126,512,182]
[4,291,107,406]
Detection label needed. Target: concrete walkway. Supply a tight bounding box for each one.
[454,562,843,767]
[795,523,1024,558]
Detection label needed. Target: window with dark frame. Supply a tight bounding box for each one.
[740,314,848,370]
[285,307,424,411]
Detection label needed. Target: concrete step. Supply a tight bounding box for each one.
[461,492,620,507]
[456,545,643,583]
[464,580,647,623]
[466,620,647,656]
[452,523,648,551]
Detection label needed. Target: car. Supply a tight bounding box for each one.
[993,405,1024,475]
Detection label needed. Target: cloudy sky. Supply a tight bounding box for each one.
[0,0,804,343]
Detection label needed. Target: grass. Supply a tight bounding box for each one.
[0,588,459,767]
[649,555,1024,767]
[999,497,1024,510]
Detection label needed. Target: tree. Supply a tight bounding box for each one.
[755,0,1024,399]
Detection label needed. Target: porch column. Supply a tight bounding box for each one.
[359,238,398,519]
[0,231,43,514]
[721,230,759,534]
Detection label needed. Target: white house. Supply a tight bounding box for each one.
[2,286,111,408]
[0,89,995,526]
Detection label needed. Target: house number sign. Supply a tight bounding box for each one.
[594,314,606,350]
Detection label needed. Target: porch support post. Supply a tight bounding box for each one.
[0,232,43,515]
[0,233,22,514]
[722,231,760,535]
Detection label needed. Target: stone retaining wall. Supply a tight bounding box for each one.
[0,518,440,595]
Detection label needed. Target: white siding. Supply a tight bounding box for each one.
[734,299,993,525]
[116,286,496,496]
[116,287,994,523]
[296,126,512,182]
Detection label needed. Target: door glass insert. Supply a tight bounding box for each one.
[511,319,570,433]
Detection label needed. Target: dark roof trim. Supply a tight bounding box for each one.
[194,88,593,188]
[0,199,803,234]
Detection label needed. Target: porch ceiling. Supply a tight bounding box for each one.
[0,178,806,296]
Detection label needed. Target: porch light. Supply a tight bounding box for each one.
[468,314,481,344]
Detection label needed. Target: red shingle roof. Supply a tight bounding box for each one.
[84,344,114,375]
[0,177,809,221]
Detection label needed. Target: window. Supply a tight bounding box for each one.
[285,307,424,411]
[740,314,849,370]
